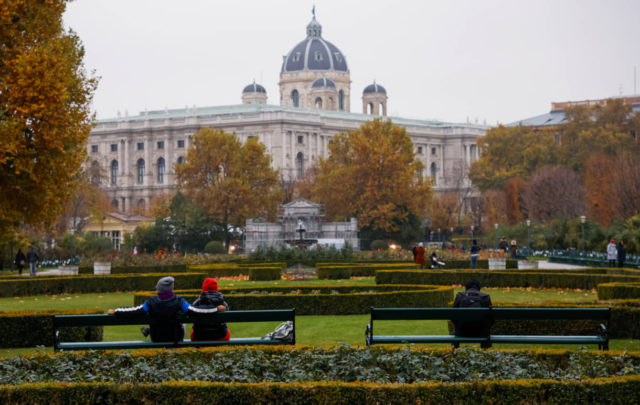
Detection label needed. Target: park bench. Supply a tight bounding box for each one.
[365,307,610,350]
[54,309,295,351]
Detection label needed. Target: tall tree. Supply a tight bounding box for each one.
[0,0,97,241]
[312,118,432,237]
[522,165,586,222]
[504,177,526,225]
[175,127,282,247]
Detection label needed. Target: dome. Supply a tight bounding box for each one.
[243,82,266,93]
[281,16,349,73]
[311,78,336,88]
[363,82,386,94]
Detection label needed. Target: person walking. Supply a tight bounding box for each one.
[607,239,617,267]
[617,241,626,268]
[470,240,480,269]
[15,248,26,276]
[415,242,426,269]
[26,246,38,276]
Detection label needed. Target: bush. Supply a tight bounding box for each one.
[0,308,103,348]
[598,282,640,300]
[318,267,351,279]
[204,241,225,254]
[248,267,281,281]
[370,240,388,250]
[0,273,207,297]
[135,284,453,315]
[375,269,640,290]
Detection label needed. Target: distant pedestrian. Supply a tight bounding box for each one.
[470,240,480,269]
[26,246,38,276]
[411,243,418,262]
[415,243,426,269]
[498,238,508,253]
[15,248,26,276]
[617,241,626,268]
[607,239,617,267]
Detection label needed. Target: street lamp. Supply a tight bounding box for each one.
[470,225,474,241]
[437,228,441,242]
[525,219,531,251]
[580,215,586,253]
[494,223,499,250]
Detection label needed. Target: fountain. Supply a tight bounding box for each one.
[285,219,318,249]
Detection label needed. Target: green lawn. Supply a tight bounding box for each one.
[0,278,626,357]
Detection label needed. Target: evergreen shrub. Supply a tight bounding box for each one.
[204,241,225,254]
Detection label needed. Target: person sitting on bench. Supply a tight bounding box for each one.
[190,278,230,341]
[107,276,225,342]
[452,278,493,348]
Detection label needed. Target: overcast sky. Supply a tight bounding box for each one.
[63,0,640,125]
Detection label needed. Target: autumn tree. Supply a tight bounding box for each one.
[522,165,585,222]
[312,118,432,244]
[175,128,282,248]
[0,0,97,242]
[504,177,526,224]
[480,189,507,232]
[428,193,459,233]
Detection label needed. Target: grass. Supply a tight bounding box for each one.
[0,278,627,357]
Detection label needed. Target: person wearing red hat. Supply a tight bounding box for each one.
[607,239,617,267]
[190,278,230,341]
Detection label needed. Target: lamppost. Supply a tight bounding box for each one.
[437,228,441,242]
[494,223,499,250]
[526,219,531,251]
[470,225,474,241]
[580,215,586,253]
[450,227,454,242]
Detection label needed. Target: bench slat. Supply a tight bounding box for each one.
[56,338,292,351]
[371,308,491,321]
[491,308,610,320]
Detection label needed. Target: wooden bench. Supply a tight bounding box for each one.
[365,307,610,350]
[54,309,295,351]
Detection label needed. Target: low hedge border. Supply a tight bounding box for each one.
[78,264,188,275]
[133,284,454,315]
[187,264,284,278]
[598,282,640,300]
[0,273,208,297]
[376,269,640,289]
[0,308,103,348]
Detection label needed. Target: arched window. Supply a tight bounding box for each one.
[90,161,101,185]
[137,159,145,184]
[315,97,322,109]
[291,90,299,107]
[338,90,344,111]
[111,199,119,209]
[296,152,304,178]
[157,157,165,183]
[110,160,118,184]
[430,162,437,178]
[177,156,185,165]
[137,199,146,212]
[379,103,385,116]
[367,102,374,115]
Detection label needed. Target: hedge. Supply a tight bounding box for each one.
[134,284,454,315]
[598,282,640,300]
[187,264,285,278]
[317,267,351,279]
[0,273,208,297]
[248,267,281,281]
[375,269,640,289]
[0,308,103,348]
[78,264,188,275]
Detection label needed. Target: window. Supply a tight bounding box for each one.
[291,90,299,107]
[110,144,117,152]
[431,147,436,155]
[111,199,119,209]
[91,145,98,153]
[292,52,301,62]
[137,159,145,184]
[177,156,185,165]
[177,139,185,148]
[157,141,164,149]
[418,146,423,154]
[110,160,118,184]
[157,158,165,183]
[554,134,561,145]
[338,90,344,111]
[367,103,373,115]
[315,97,322,109]
[298,135,303,144]
[296,152,304,178]
[334,52,343,63]
[137,142,144,151]
[111,231,121,250]
[90,161,101,184]
[430,162,437,178]
[314,51,323,61]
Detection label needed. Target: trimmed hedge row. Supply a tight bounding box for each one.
[1,373,639,404]
[134,284,454,315]
[375,269,640,289]
[187,264,284,278]
[248,267,281,281]
[0,308,103,348]
[79,264,188,275]
[0,273,208,297]
[598,282,640,300]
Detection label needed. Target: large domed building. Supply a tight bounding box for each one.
[86,10,485,249]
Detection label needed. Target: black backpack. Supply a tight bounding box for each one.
[458,291,489,308]
[454,291,492,337]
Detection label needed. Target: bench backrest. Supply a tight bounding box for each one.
[371,307,491,321]
[54,309,295,328]
[370,307,611,321]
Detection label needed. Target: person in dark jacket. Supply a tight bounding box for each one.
[190,278,230,341]
[470,240,480,269]
[452,278,493,348]
[617,241,626,268]
[26,246,38,276]
[108,276,205,342]
[15,248,26,276]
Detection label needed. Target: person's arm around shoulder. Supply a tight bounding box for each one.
[107,301,149,316]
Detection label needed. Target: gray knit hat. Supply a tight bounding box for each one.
[156,276,174,293]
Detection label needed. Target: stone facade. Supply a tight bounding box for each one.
[244,198,358,251]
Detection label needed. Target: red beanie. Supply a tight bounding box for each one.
[202,278,218,293]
